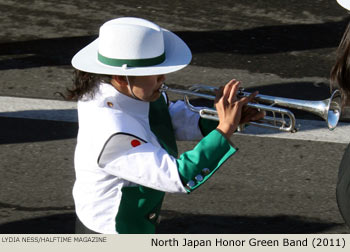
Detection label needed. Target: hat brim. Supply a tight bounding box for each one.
[337,0,350,11]
[72,29,192,76]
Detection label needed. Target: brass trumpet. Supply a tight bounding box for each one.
[159,84,342,133]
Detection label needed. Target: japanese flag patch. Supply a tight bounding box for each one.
[98,133,147,167]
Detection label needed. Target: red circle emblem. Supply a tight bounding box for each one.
[131,139,141,147]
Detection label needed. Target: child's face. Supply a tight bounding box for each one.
[128,75,166,102]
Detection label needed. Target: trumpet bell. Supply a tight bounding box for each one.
[327,89,342,130]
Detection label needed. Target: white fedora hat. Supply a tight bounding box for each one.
[337,0,350,10]
[72,17,192,76]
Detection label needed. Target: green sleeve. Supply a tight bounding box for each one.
[198,117,219,136]
[176,129,237,192]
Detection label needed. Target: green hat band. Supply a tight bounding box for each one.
[98,52,166,67]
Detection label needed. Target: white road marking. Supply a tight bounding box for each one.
[0,96,77,122]
[1,96,349,144]
[237,120,350,144]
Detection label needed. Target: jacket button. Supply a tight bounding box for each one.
[202,168,210,175]
[149,213,157,220]
[185,180,196,190]
[195,174,203,182]
[107,101,114,107]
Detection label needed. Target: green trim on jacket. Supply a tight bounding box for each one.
[177,129,237,192]
[149,96,178,157]
[115,187,165,234]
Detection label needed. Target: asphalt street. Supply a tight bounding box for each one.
[0,0,350,234]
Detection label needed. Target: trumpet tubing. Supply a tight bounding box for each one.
[159,84,342,132]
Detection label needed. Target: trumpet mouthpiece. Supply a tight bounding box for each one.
[159,84,168,92]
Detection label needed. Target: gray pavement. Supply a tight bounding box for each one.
[1,0,350,234]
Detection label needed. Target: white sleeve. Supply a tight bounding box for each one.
[168,100,203,141]
[98,133,187,193]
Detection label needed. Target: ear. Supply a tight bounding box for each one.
[111,75,128,86]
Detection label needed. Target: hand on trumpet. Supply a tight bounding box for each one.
[215,79,265,138]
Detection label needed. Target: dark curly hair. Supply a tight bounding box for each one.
[65,70,111,101]
[331,22,350,106]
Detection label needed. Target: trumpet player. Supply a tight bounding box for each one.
[331,0,350,106]
[332,0,350,229]
[68,17,264,234]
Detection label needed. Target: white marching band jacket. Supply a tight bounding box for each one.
[73,83,237,233]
